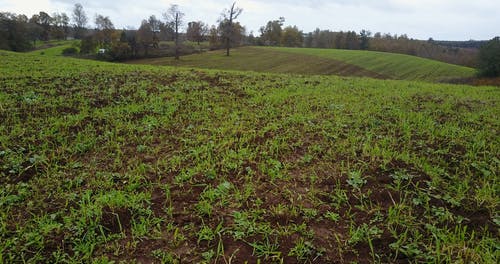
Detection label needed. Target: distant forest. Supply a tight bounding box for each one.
[0,3,491,67]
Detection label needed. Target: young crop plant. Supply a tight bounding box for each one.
[0,50,498,263]
[347,170,367,190]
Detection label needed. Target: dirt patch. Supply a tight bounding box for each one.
[100,206,132,234]
[1,162,40,185]
[452,207,497,234]
[220,237,258,264]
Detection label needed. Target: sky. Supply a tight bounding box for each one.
[1,0,499,41]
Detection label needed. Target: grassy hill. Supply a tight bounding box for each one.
[276,47,476,82]
[0,50,498,263]
[129,46,476,82]
[28,40,79,56]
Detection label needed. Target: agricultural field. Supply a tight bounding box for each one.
[0,50,499,263]
[129,46,476,82]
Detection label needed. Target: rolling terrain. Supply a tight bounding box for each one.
[129,46,476,82]
[0,50,498,263]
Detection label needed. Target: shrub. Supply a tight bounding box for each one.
[62,47,78,56]
[478,37,500,77]
[109,42,132,61]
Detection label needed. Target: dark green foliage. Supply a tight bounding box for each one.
[359,29,371,50]
[79,35,96,54]
[62,47,78,56]
[477,37,500,77]
[281,26,303,47]
[0,12,33,52]
[109,42,132,61]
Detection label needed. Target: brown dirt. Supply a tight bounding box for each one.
[100,206,132,234]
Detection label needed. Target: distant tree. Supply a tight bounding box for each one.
[164,4,184,60]
[51,12,69,40]
[208,25,220,50]
[246,31,257,45]
[219,2,243,56]
[60,13,70,39]
[359,29,371,50]
[30,12,52,41]
[72,3,88,39]
[79,35,96,54]
[148,15,162,48]
[159,22,174,41]
[345,31,359,50]
[94,14,114,47]
[281,25,303,47]
[260,17,284,46]
[109,41,132,61]
[186,21,208,45]
[478,37,500,77]
[26,22,43,46]
[120,31,127,43]
[304,32,313,48]
[137,20,154,56]
[0,12,32,51]
[230,22,245,47]
[122,29,139,57]
[334,31,346,49]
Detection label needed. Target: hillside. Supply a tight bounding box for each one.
[129,46,476,82]
[0,50,499,263]
[277,47,476,82]
[28,40,80,56]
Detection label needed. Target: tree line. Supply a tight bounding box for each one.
[250,18,480,68]
[1,2,498,76]
[0,2,246,60]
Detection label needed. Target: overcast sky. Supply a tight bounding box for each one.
[1,0,499,40]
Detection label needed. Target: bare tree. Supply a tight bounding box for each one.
[72,3,87,39]
[163,4,184,60]
[220,2,242,56]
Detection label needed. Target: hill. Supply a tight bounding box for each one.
[28,40,80,56]
[0,50,498,263]
[129,46,476,82]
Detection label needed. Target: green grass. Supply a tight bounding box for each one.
[276,47,476,82]
[129,46,386,79]
[129,46,476,82]
[0,50,499,263]
[29,40,80,56]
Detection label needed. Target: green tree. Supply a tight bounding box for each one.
[94,14,114,48]
[137,20,154,56]
[186,21,208,45]
[478,37,500,77]
[359,29,371,50]
[281,26,303,47]
[0,12,32,51]
[79,35,96,54]
[260,17,284,46]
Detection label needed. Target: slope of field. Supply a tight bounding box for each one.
[276,47,476,82]
[1,50,499,263]
[129,46,388,79]
[129,46,476,82]
[28,40,79,56]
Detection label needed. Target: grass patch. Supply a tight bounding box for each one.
[129,46,476,82]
